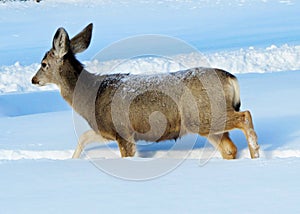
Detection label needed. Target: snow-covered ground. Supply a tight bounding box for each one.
[1,0,300,213]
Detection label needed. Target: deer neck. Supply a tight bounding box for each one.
[59,67,82,106]
[60,64,101,131]
[58,53,86,106]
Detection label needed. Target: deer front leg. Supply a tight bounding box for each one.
[116,135,136,158]
[208,132,237,160]
[72,129,107,158]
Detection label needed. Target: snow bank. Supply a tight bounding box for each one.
[0,62,57,93]
[0,149,73,160]
[207,44,300,73]
[2,148,300,161]
[1,44,300,94]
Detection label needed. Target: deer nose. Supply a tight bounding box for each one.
[32,76,39,85]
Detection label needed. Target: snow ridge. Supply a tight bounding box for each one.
[208,44,300,74]
[1,44,300,94]
[1,148,300,160]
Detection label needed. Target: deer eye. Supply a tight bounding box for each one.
[41,62,47,68]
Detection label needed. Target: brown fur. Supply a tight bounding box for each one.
[32,23,260,159]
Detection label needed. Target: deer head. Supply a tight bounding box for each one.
[32,23,93,88]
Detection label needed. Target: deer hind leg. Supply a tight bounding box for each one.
[116,135,136,158]
[208,132,237,159]
[72,129,108,159]
[227,110,260,159]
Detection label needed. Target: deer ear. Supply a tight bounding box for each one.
[52,27,70,58]
[70,23,93,54]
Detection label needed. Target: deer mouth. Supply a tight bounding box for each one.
[31,76,46,86]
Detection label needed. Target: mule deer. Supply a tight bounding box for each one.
[32,23,260,159]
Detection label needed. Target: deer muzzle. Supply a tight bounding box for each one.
[31,76,40,85]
